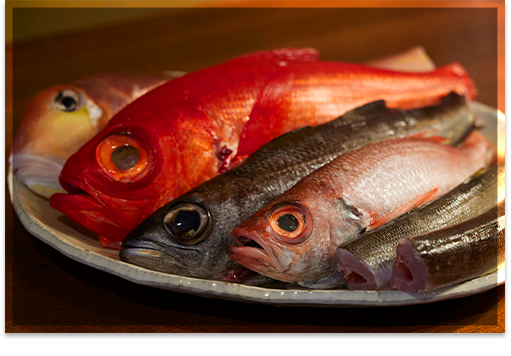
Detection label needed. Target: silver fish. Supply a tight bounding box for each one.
[390,199,505,293]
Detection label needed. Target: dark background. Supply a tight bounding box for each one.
[6,6,503,332]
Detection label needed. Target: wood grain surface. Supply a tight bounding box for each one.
[5,6,504,333]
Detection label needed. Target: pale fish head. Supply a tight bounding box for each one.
[227,191,347,283]
[12,84,104,198]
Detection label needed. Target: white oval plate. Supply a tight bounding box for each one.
[9,102,505,307]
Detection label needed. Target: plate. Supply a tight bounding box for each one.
[8,102,505,307]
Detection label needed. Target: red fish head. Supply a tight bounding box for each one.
[228,192,343,283]
[49,118,173,249]
[49,82,228,250]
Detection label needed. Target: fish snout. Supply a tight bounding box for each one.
[229,224,282,272]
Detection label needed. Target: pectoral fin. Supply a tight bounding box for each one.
[369,188,439,229]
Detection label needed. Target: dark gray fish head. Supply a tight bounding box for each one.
[120,176,259,282]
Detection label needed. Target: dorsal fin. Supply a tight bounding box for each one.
[349,100,388,116]
[337,100,389,125]
[228,48,319,63]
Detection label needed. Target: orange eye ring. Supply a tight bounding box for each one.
[269,203,313,244]
[96,134,152,183]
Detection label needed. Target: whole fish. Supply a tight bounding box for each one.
[390,199,505,293]
[12,72,181,198]
[336,159,504,291]
[120,93,475,282]
[228,131,496,283]
[11,46,432,200]
[50,48,476,249]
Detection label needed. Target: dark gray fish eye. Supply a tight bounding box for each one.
[111,145,139,170]
[174,210,200,232]
[55,89,81,112]
[163,203,210,245]
[277,214,299,232]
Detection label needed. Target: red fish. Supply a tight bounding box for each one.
[49,48,476,249]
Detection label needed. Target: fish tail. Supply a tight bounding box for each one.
[461,130,498,167]
[436,62,478,99]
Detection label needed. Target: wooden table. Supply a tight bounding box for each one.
[5,5,505,333]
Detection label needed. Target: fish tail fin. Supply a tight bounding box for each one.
[368,188,439,229]
[436,62,478,100]
[461,130,498,166]
[228,48,319,63]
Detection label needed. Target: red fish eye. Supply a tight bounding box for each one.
[96,134,152,183]
[269,204,312,244]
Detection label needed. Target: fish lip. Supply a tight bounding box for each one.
[230,227,283,272]
[58,173,113,217]
[121,239,166,252]
[121,237,203,268]
[51,174,128,239]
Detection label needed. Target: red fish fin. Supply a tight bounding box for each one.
[408,130,450,144]
[369,188,439,229]
[228,48,319,63]
[422,135,449,144]
[407,129,437,139]
[435,62,477,99]
[99,235,122,250]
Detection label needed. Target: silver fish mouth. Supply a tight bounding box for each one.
[121,240,166,252]
[120,238,204,271]
[229,228,282,272]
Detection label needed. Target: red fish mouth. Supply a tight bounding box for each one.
[228,227,282,272]
[49,176,129,243]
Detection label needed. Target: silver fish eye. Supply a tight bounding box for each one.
[163,203,211,245]
[54,89,82,112]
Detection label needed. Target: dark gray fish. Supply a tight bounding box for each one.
[390,199,505,293]
[120,92,475,283]
[336,159,504,290]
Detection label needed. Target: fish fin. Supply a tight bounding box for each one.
[229,48,319,63]
[435,62,477,99]
[365,46,436,72]
[346,100,388,116]
[463,168,485,184]
[368,188,439,229]
[407,128,436,138]
[408,130,450,144]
